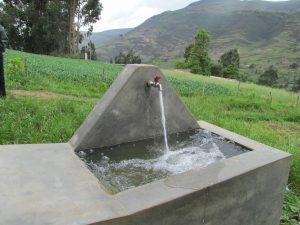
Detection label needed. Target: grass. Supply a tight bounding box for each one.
[1,50,300,224]
[165,70,300,192]
[4,50,121,98]
[0,95,95,144]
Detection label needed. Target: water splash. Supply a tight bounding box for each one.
[159,88,169,152]
[78,129,252,194]
[86,142,225,194]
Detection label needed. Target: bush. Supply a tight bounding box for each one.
[174,60,189,69]
[6,57,27,86]
[114,50,141,64]
[211,64,223,77]
[219,48,240,68]
[184,44,194,62]
[258,65,278,87]
[249,64,256,69]
[289,63,299,70]
[222,65,239,79]
[292,77,300,92]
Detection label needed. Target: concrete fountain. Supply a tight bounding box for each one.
[0,65,291,225]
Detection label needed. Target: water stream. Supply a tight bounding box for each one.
[159,89,170,152]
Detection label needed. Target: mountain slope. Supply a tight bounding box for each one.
[81,28,133,46]
[96,0,300,73]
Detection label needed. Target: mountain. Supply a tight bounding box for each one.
[96,0,300,77]
[81,28,133,46]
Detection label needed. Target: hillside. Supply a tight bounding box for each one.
[96,0,300,79]
[81,28,133,46]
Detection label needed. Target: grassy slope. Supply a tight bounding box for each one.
[1,50,300,223]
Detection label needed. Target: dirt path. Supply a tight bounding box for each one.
[10,90,65,99]
[210,76,238,83]
[9,89,99,103]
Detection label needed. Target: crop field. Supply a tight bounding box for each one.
[4,50,121,98]
[1,50,300,224]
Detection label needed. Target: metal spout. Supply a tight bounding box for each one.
[147,75,162,91]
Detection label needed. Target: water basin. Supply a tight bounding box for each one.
[77,129,249,194]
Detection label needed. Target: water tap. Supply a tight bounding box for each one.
[147,75,162,91]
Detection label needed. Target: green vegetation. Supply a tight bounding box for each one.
[188,29,211,75]
[167,76,231,97]
[96,1,300,90]
[1,50,300,224]
[4,50,121,98]
[258,65,279,87]
[114,50,142,64]
[281,190,300,225]
[0,0,102,56]
[81,41,97,60]
[175,29,212,76]
[218,48,240,79]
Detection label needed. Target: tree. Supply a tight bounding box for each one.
[0,0,70,54]
[69,0,103,55]
[0,0,102,56]
[289,63,299,70]
[219,48,240,68]
[114,51,142,64]
[188,29,211,75]
[184,44,194,62]
[218,48,240,79]
[258,65,278,86]
[210,64,223,77]
[292,76,300,92]
[222,65,239,79]
[81,41,97,60]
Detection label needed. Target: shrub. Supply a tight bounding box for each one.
[174,60,189,69]
[258,65,278,87]
[114,50,141,64]
[219,48,240,68]
[222,65,239,79]
[6,57,27,86]
[289,63,299,70]
[210,64,223,77]
[184,44,194,62]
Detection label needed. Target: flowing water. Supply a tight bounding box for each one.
[78,129,249,194]
[159,89,169,152]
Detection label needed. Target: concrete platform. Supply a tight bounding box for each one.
[0,121,291,225]
[0,143,126,225]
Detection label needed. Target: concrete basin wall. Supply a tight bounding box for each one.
[0,121,290,225]
[91,121,290,225]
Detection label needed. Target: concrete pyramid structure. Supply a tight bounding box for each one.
[70,64,199,151]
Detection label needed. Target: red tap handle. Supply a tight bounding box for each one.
[154,75,161,83]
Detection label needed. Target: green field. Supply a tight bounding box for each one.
[1,50,300,224]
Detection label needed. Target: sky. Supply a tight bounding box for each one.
[93,0,288,32]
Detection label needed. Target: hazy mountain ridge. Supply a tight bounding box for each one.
[81,28,133,46]
[96,0,300,72]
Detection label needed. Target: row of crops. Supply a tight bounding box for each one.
[4,50,232,97]
[4,50,121,86]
